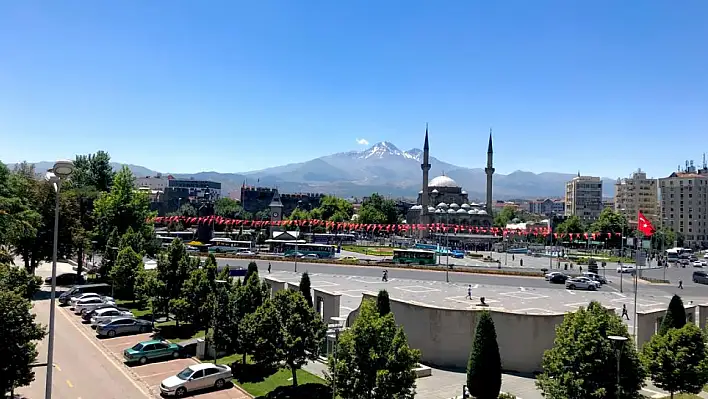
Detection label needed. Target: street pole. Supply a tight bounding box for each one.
[619,226,624,293]
[295,242,298,273]
[45,180,61,399]
[332,327,340,399]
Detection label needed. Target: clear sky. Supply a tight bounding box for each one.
[1,1,706,178]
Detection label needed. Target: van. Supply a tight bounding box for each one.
[693,271,708,285]
[58,283,111,305]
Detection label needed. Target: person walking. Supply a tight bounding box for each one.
[679,279,684,289]
[382,270,388,282]
[621,304,629,320]
[268,262,271,274]
[466,284,472,300]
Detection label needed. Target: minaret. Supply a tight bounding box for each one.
[485,129,495,214]
[420,124,431,237]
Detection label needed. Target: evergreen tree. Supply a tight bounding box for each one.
[642,323,708,398]
[244,261,258,283]
[109,246,144,300]
[537,301,646,399]
[299,271,313,307]
[467,311,502,399]
[659,295,687,335]
[377,289,391,316]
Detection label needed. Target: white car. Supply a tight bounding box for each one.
[237,250,255,256]
[704,253,708,259]
[545,271,562,281]
[160,363,232,397]
[90,308,134,327]
[566,277,600,291]
[616,265,636,274]
[69,292,106,308]
[74,297,116,315]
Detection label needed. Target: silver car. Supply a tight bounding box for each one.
[160,363,232,397]
[90,308,134,327]
[95,317,152,338]
[69,293,107,308]
[74,297,116,315]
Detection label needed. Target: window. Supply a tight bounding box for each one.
[192,370,204,379]
[203,368,219,376]
[143,344,155,352]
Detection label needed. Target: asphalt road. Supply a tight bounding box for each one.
[641,265,708,297]
[16,292,151,399]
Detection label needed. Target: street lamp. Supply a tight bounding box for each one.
[330,316,346,399]
[212,279,228,364]
[608,335,628,399]
[44,160,74,399]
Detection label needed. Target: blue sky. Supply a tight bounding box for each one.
[1,1,706,178]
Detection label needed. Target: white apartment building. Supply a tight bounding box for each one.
[614,170,659,225]
[659,166,708,248]
[564,175,603,221]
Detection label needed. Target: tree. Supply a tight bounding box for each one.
[0,290,46,396]
[0,263,42,299]
[235,272,269,363]
[288,207,310,221]
[244,261,259,283]
[245,298,282,366]
[214,197,248,219]
[467,311,502,399]
[494,205,520,227]
[659,295,687,335]
[537,301,645,399]
[272,289,326,387]
[357,193,399,224]
[108,246,143,300]
[377,289,391,316]
[308,195,354,222]
[92,166,155,255]
[156,239,198,319]
[555,215,585,235]
[299,272,313,308]
[330,299,420,399]
[169,203,197,218]
[642,323,708,398]
[590,208,628,247]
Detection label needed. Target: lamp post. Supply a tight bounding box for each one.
[608,335,628,399]
[212,279,228,364]
[44,160,75,399]
[330,316,346,399]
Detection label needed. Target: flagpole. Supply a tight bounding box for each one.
[633,225,639,341]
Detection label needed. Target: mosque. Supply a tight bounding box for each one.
[406,127,495,233]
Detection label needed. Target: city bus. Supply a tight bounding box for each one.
[283,243,336,258]
[305,233,356,244]
[208,238,253,254]
[392,249,437,265]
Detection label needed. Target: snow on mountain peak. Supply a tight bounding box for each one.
[356,141,425,161]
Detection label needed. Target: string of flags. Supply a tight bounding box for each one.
[149,215,625,239]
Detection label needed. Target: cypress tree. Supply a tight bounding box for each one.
[659,294,687,335]
[299,272,313,307]
[377,289,391,316]
[467,310,502,399]
[244,261,258,283]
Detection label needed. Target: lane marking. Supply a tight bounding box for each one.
[613,292,627,297]
[55,364,62,372]
[59,307,152,398]
[566,290,576,295]
[66,380,74,388]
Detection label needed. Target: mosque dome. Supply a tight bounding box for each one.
[410,205,422,210]
[478,210,488,215]
[431,189,439,194]
[436,202,448,209]
[427,206,436,213]
[435,209,444,214]
[429,175,460,188]
[447,208,456,214]
[449,203,460,209]
[461,203,471,209]
[461,190,468,195]
[456,209,467,214]
[468,209,478,215]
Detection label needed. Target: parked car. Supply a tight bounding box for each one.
[565,277,599,291]
[96,317,152,337]
[82,305,130,322]
[236,250,255,256]
[545,271,562,280]
[582,272,607,285]
[123,340,182,365]
[549,273,569,284]
[90,308,134,327]
[75,297,116,315]
[693,261,704,268]
[339,256,358,261]
[160,363,232,397]
[45,272,85,286]
[70,293,113,308]
[59,283,111,305]
[301,254,319,259]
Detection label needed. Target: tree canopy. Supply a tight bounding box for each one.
[659,295,687,336]
[467,311,502,399]
[357,193,399,225]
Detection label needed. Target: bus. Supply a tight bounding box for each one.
[208,238,253,254]
[392,249,437,265]
[283,243,336,259]
[305,233,356,244]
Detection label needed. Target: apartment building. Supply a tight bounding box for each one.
[659,161,708,248]
[614,170,659,225]
[527,198,565,217]
[564,175,603,221]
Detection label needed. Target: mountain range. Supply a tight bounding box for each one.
[5,141,616,200]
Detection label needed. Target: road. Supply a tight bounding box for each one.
[16,292,151,399]
[641,265,708,297]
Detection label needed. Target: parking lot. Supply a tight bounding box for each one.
[58,305,249,398]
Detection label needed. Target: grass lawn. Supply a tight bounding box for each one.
[342,245,394,256]
[219,354,331,399]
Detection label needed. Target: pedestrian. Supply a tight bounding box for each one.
[382,270,388,282]
[679,279,684,289]
[621,304,629,320]
[520,259,523,267]
[466,284,472,300]
[512,254,515,261]
[268,262,271,274]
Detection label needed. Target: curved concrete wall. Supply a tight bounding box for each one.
[347,293,564,373]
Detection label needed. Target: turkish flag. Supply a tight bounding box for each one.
[637,211,655,236]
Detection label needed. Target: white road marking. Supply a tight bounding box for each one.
[335,290,362,298]
[613,292,627,297]
[59,307,152,398]
[499,292,548,300]
[519,287,527,291]
[473,284,479,289]
[395,286,441,293]
[564,302,591,308]
[641,387,665,398]
[516,308,557,314]
[566,290,576,295]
